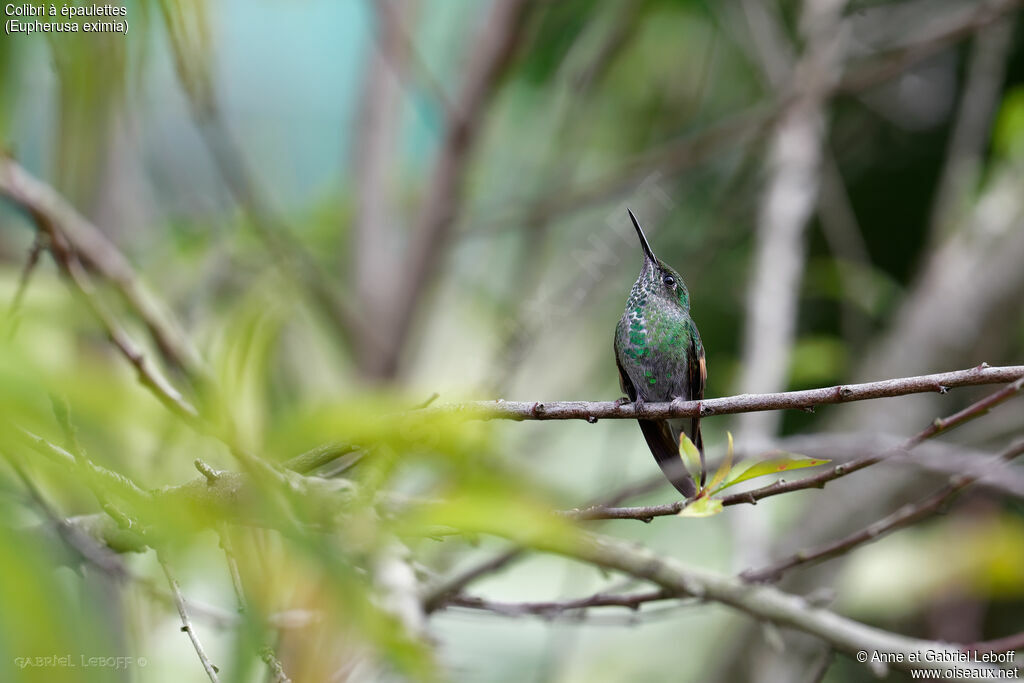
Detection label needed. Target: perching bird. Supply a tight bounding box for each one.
[614,209,706,498]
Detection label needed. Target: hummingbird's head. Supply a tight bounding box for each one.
[628,209,690,312]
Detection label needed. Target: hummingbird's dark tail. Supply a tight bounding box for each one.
[638,418,697,498]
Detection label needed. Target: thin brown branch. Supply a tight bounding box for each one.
[423,364,1024,421]
[741,438,1024,583]
[422,549,524,613]
[443,589,675,618]
[568,376,1024,521]
[159,552,221,683]
[60,248,202,424]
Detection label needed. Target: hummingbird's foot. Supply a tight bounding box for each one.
[613,396,632,408]
[631,396,647,416]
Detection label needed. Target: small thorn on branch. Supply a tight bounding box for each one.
[586,415,598,424]
[937,385,949,394]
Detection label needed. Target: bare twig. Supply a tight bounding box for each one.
[567,376,1024,520]
[443,589,675,618]
[58,249,202,424]
[159,552,221,682]
[422,549,524,613]
[741,438,1024,583]
[422,364,1024,421]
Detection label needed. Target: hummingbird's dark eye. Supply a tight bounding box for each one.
[663,275,675,288]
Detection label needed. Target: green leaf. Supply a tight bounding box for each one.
[704,431,734,495]
[712,452,830,494]
[677,496,723,518]
[678,432,702,476]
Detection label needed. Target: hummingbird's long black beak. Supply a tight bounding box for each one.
[627,208,657,264]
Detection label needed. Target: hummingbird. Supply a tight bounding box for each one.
[614,209,706,498]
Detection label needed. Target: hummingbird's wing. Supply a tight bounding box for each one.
[616,354,696,498]
[687,333,707,486]
[615,351,637,401]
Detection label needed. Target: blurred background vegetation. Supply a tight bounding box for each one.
[1,0,1024,681]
